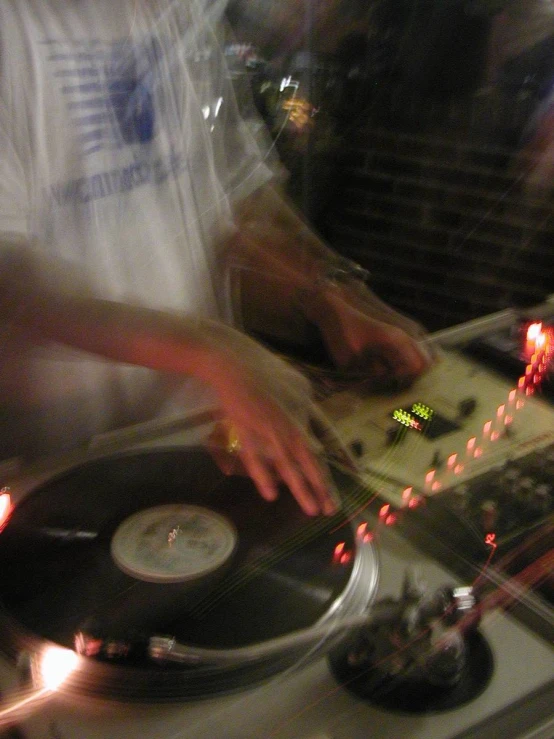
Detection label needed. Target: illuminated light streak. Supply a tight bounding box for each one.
[447,453,457,468]
[384,513,397,527]
[491,431,500,442]
[483,420,492,435]
[518,377,526,388]
[431,481,442,492]
[497,404,505,417]
[505,414,514,425]
[425,470,435,484]
[0,687,51,729]
[454,464,464,475]
[466,437,476,451]
[473,447,483,459]
[508,389,517,401]
[0,490,12,529]
[363,532,374,543]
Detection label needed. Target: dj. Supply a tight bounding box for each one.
[0,0,430,517]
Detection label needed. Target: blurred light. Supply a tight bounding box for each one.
[379,504,390,519]
[447,453,457,468]
[526,322,543,341]
[402,486,413,501]
[0,490,12,529]
[39,647,79,691]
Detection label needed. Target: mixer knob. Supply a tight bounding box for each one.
[502,466,520,483]
[452,484,470,511]
[350,440,365,458]
[530,484,552,514]
[480,500,498,532]
[458,398,477,418]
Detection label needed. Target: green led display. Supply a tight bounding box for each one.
[411,402,434,420]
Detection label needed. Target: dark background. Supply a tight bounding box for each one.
[226,0,554,331]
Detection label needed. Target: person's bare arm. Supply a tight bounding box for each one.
[230,183,432,385]
[0,239,336,516]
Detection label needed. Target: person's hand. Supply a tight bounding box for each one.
[311,283,433,388]
[205,328,341,516]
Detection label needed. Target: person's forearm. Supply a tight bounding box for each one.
[0,240,237,390]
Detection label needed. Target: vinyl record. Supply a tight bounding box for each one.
[0,446,378,701]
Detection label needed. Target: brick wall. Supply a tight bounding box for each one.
[322,102,554,331]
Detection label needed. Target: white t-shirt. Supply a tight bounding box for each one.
[0,0,272,460]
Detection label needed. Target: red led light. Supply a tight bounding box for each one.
[491,431,500,442]
[425,470,436,484]
[408,496,421,508]
[0,491,12,530]
[363,532,374,544]
[518,377,526,388]
[505,414,514,425]
[431,481,442,492]
[339,552,352,565]
[508,390,517,401]
[473,447,483,458]
[447,453,457,468]
[356,522,367,538]
[454,464,464,475]
[467,437,476,451]
[385,513,397,527]
[402,486,413,501]
[485,532,497,548]
[497,404,506,417]
[379,504,390,519]
[483,421,492,434]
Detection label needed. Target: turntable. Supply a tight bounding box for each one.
[0,443,378,705]
[0,309,553,738]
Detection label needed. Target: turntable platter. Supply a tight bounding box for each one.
[0,447,378,701]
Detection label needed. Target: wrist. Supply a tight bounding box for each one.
[298,257,371,322]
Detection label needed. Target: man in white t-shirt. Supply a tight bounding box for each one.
[0,0,430,516]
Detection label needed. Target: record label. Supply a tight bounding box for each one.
[110,504,237,583]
